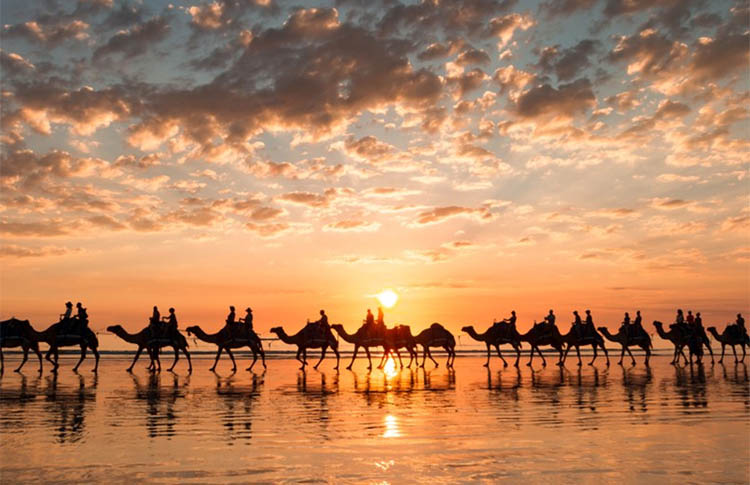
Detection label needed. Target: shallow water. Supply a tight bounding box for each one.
[1,355,748,484]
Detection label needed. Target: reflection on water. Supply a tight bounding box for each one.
[0,356,748,483]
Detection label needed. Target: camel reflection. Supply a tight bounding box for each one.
[129,372,188,438]
[0,373,42,433]
[214,371,263,442]
[43,372,97,443]
[622,365,653,419]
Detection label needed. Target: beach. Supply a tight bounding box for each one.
[1,354,748,484]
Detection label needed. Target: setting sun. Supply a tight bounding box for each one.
[376,289,399,308]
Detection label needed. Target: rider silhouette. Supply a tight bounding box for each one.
[572,310,582,338]
[377,307,384,326]
[240,307,255,343]
[226,305,236,337]
[74,302,89,334]
[584,309,594,334]
[148,306,161,339]
[315,310,329,339]
[163,308,177,338]
[365,309,375,327]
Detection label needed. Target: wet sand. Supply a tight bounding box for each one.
[1,355,748,484]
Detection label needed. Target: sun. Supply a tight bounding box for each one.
[376,289,399,308]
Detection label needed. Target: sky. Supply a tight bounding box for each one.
[1,0,748,337]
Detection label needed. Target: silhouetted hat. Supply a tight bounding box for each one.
[66,301,73,307]
[246,307,252,312]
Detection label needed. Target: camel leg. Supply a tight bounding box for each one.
[741,344,746,363]
[347,344,359,370]
[406,347,415,368]
[395,349,404,368]
[562,344,571,364]
[184,348,192,373]
[314,346,327,370]
[246,346,258,372]
[705,340,714,364]
[625,346,636,366]
[33,346,43,373]
[225,348,237,373]
[718,343,725,364]
[538,346,547,367]
[527,346,534,366]
[377,350,387,369]
[513,344,520,367]
[496,345,508,367]
[427,347,439,368]
[576,345,582,366]
[364,347,373,370]
[127,347,144,372]
[420,347,427,368]
[210,347,223,372]
[602,343,610,366]
[15,347,29,372]
[258,345,266,369]
[731,344,738,363]
[333,346,340,370]
[644,345,651,366]
[589,344,597,366]
[73,345,87,372]
[484,343,491,367]
[92,346,99,372]
[168,345,180,372]
[296,348,306,370]
[678,346,688,365]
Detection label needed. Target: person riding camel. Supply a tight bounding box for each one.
[59,301,73,332]
[225,305,236,337]
[162,307,177,338]
[736,313,746,336]
[365,308,375,328]
[584,309,594,337]
[148,306,161,340]
[500,310,517,338]
[633,310,643,334]
[240,307,256,344]
[377,307,385,327]
[686,310,694,325]
[314,310,329,340]
[539,310,555,335]
[572,310,583,339]
[73,302,89,334]
[620,312,631,340]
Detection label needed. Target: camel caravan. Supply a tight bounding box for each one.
[1,302,748,374]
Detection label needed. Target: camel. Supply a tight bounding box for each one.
[414,323,456,368]
[330,323,385,370]
[560,325,610,366]
[32,321,100,372]
[707,325,749,364]
[378,325,418,369]
[0,318,43,373]
[107,324,192,372]
[598,326,651,366]
[461,322,522,367]
[518,322,565,367]
[185,325,266,372]
[653,321,691,365]
[270,324,340,370]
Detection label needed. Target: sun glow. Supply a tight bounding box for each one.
[376,289,399,308]
[382,355,397,378]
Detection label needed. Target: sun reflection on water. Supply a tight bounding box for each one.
[382,414,400,438]
[383,355,397,379]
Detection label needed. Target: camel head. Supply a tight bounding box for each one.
[185,325,199,336]
[596,326,609,333]
[653,321,664,328]
[461,325,474,333]
[330,323,344,331]
[106,324,123,333]
[270,326,283,334]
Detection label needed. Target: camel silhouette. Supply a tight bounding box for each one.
[598,326,651,366]
[414,323,455,368]
[653,321,693,365]
[186,325,266,372]
[31,320,100,372]
[107,324,192,372]
[377,325,418,369]
[330,323,385,370]
[707,325,749,363]
[559,325,610,366]
[462,322,522,367]
[0,318,43,373]
[518,322,565,367]
[270,324,340,370]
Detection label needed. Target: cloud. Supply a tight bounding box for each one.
[537,39,601,81]
[648,198,691,210]
[322,220,380,232]
[514,78,596,124]
[0,244,77,258]
[0,50,35,76]
[93,17,170,61]
[4,20,89,44]
[0,219,70,237]
[412,205,496,226]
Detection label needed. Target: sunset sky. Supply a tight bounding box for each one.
[1,0,748,336]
